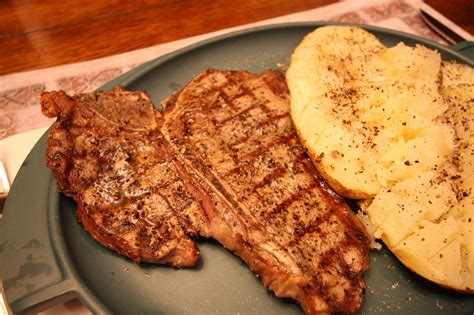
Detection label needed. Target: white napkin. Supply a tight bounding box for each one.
[0,126,50,184]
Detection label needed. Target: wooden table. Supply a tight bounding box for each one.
[0,0,472,76]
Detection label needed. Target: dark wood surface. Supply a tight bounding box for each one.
[426,0,474,33]
[0,0,471,76]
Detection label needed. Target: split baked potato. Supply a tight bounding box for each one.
[287,25,474,292]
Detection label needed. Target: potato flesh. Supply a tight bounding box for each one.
[289,27,453,196]
[287,26,474,292]
[394,217,463,288]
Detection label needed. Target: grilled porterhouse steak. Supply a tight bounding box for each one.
[42,70,370,314]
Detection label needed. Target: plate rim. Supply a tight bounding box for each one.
[101,21,473,91]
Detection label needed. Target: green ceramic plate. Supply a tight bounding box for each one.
[1,22,473,314]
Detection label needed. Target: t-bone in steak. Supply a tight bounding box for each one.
[41,70,370,314]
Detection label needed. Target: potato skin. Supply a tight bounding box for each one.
[287,26,386,199]
[393,251,474,294]
[294,126,372,200]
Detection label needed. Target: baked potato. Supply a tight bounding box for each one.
[287,25,474,292]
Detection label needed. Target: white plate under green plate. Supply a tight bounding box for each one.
[1,22,473,314]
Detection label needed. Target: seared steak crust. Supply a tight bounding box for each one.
[41,87,206,266]
[161,69,370,313]
[42,70,370,314]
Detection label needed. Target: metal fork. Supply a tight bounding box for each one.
[419,8,470,45]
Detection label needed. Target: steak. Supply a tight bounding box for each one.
[41,86,208,266]
[41,70,371,314]
[161,69,370,313]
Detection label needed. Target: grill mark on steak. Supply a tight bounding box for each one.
[161,69,370,314]
[223,135,296,177]
[43,69,370,314]
[41,87,205,266]
[289,211,334,246]
[263,183,318,221]
[252,165,287,190]
[230,119,294,159]
[216,102,264,126]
